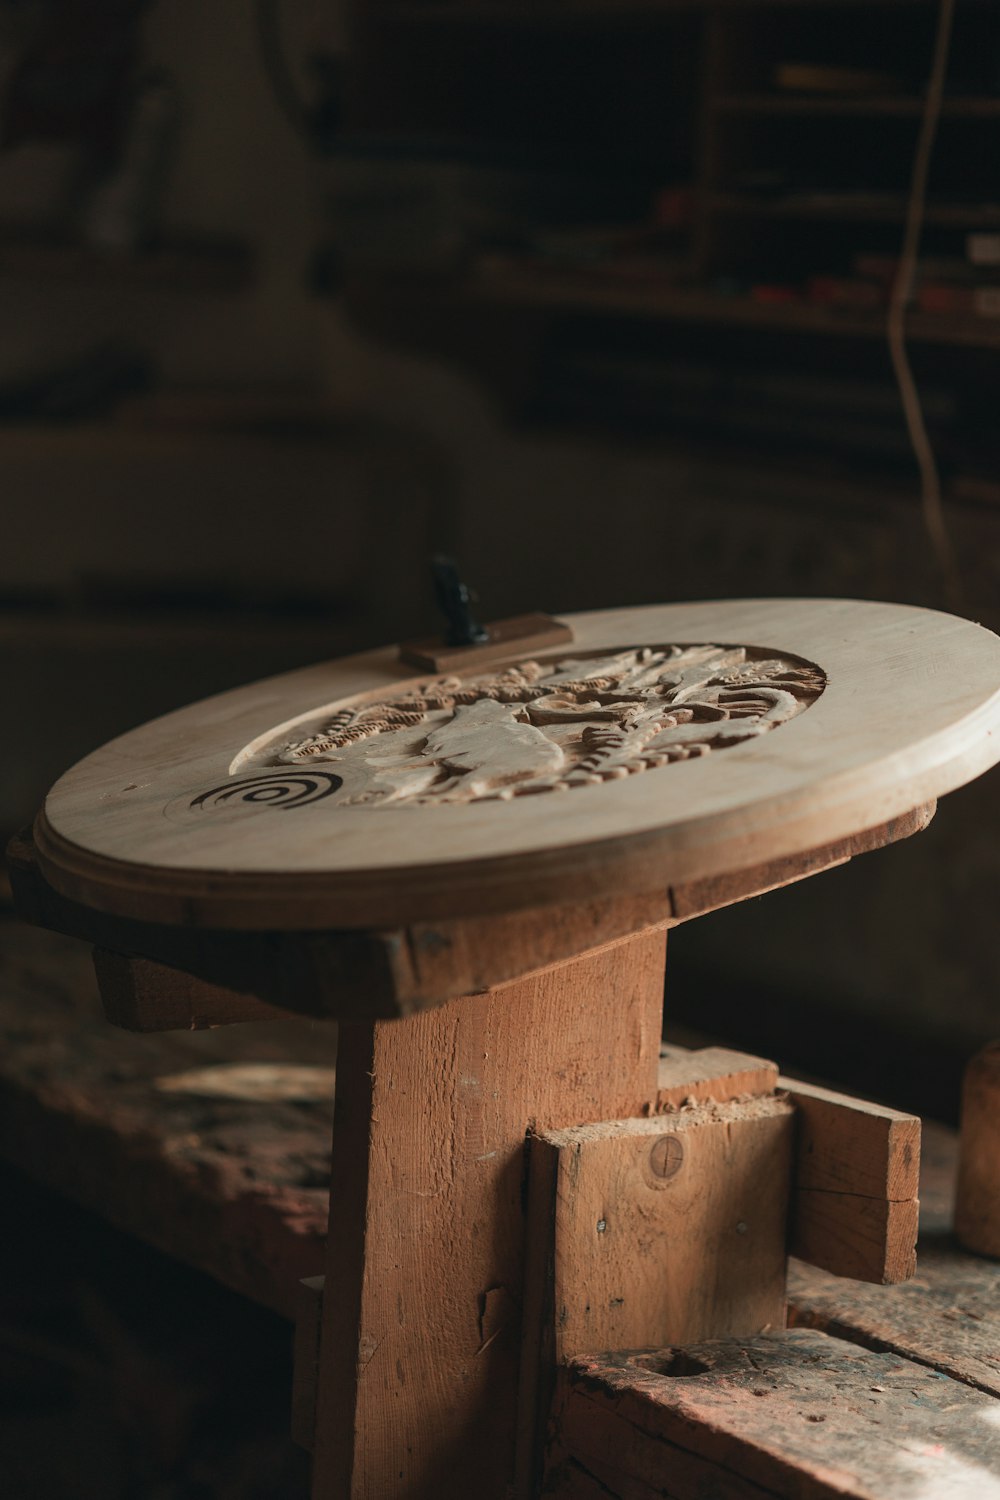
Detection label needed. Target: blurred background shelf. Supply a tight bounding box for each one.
[0,232,254,291]
[463,260,1000,349]
[715,93,1000,117]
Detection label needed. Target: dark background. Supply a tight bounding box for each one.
[2,1,998,1494]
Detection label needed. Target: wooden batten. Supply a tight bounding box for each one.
[93,949,290,1030]
[781,1078,920,1283]
[11,831,671,1025]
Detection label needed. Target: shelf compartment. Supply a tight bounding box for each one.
[466,260,1000,349]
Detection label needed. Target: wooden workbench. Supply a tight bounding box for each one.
[9,597,1000,1497]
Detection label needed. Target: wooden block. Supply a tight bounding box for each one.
[791,1191,919,1286]
[790,1123,1000,1397]
[548,1329,1000,1500]
[518,1095,793,1497]
[312,929,666,1500]
[955,1042,1000,1257]
[782,1079,920,1199]
[398,611,573,671]
[93,949,291,1030]
[291,1275,324,1452]
[656,1044,778,1109]
[782,1078,920,1283]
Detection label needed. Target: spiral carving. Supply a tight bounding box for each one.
[190,772,342,812]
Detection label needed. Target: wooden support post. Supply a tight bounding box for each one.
[955,1043,1000,1257]
[310,930,666,1500]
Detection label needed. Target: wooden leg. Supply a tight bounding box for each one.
[310,929,666,1500]
[955,1042,1000,1257]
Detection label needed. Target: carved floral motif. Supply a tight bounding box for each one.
[270,645,825,808]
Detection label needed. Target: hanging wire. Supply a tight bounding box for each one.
[255,0,316,143]
[887,0,962,608]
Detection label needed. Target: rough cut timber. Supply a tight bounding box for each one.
[781,1078,920,1283]
[548,1329,1000,1499]
[10,813,933,1029]
[518,1096,793,1497]
[525,1100,795,1353]
[656,1044,778,1109]
[93,947,290,1030]
[955,1042,1000,1257]
[11,830,670,1024]
[311,930,666,1500]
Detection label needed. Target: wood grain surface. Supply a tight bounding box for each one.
[518,1096,793,1496]
[783,1079,921,1284]
[0,913,331,1316]
[10,811,932,1024]
[788,1126,1000,1402]
[30,599,1000,929]
[549,1329,1000,1499]
[7,912,1000,1465]
[311,930,666,1500]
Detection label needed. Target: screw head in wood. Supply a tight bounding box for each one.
[648,1135,684,1181]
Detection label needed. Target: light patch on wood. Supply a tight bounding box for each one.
[155,1062,335,1102]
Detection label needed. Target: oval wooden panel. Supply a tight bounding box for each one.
[35,599,1000,929]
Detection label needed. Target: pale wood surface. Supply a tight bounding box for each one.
[955,1043,1000,1257]
[31,599,1000,929]
[549,1329,1000,1500]
[311,930,666,1500]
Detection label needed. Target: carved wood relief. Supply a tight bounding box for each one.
[263,646,825,808]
